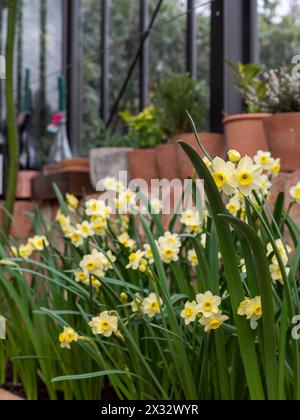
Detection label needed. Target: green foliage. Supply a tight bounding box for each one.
[0,130,299,399]
[155,73,208,136]
[229,62,267,113]
[120,105,163,149]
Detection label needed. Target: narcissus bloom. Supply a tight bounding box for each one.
[56,211,71,230]
[210,157,235,195]
[28,235,49,251]
[290,181,300,204]
[188,249,199,267]
[180,209,202,233]
[11,244,33,259]
[102,177,125,192]
[85,199,111,217]
[270,262,290,285]
[76,221,94,239]
[238,296,262,321]
[131,293,142,313]
[270,158,281,176]
[143,244,154,264]
[267,239,292,266]
[66,193,79,210]
[80,249,115,277]
[89,311,119,337]
[74,271,102,290]
[232,156,263,196]
[126,250,148,272]
[150,199,163,214]
[59,327,79,349]
[70,231,84,248]
[118,232,136,250]
[91,216,107,236]
[226,196,241,216]
[228,149,241,163]
[254,150,273,170]
[116,189,137,213]
[157,232,181,264]
[181,301,200,325]
[142,293,163,318]
[259,174,272,196]
[196,291,221,318]
[199,312,229,332]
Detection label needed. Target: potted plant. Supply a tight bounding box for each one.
[89,120,134,189]
[120,106,161,184]
[262,67,300,172]
[155,73,225,179]
[223,62,271,157]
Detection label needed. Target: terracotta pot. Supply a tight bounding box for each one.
[0,389,24,401]
[0,200,34,239]
[223,113,271,157]
[263,113,300,172]
[16,170,39,199]
[171,132,225,180]
[127,149,159,185]
[155,144,178,181]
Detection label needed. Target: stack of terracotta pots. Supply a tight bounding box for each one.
[126,133,225,183]
[223,112,300,173]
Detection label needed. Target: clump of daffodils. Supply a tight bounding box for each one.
[118,232,136,250]
[238,296,262,322]
[180,209,202,234]
[74,271,102,291]
[209,151,280,200]
[157,232,181,264]
[89,311,119,338]
[59,327,79,350]
[80,249,116,278]
[267,239,292,285]
[11,235,49,260]
[181,291,228,333]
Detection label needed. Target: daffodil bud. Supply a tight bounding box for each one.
[120,292,128,303]
[228,150,241,163]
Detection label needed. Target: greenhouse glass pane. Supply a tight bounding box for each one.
[259,0,300,68]
[109,0,140,117]
[81,0,101,149]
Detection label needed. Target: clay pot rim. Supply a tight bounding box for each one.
[265,112,300,119]
[171,132,224,141]
[223,113,272,124]
[127,148,156,156]
[172,131,223,136]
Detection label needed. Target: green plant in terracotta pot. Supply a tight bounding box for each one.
[120,106,162,184]
[155,73,224,180]
[261,67,300,172]
[224,62,271,157]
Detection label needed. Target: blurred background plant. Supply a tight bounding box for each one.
[262,67,300,112]
[119,105,163,149]
[154,72,208,136]
[230,62,267,113]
